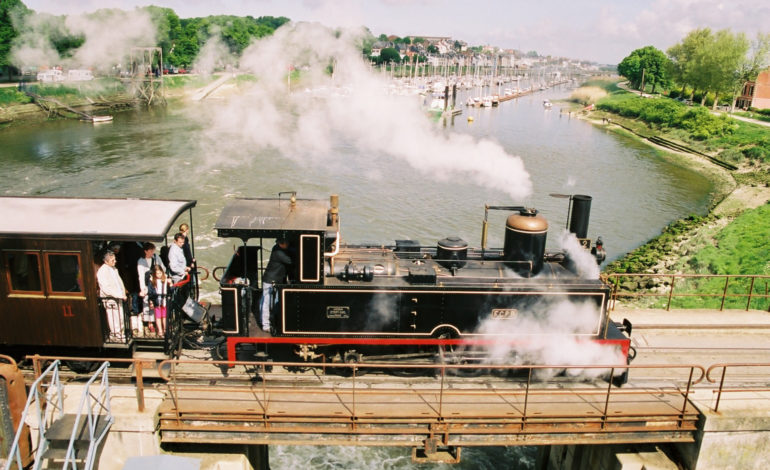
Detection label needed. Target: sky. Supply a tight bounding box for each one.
[20,0,770,64]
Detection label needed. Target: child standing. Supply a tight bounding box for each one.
[148,265,172,337]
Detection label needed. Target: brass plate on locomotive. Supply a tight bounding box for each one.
[326,306,350,319]
[491,308,518,319]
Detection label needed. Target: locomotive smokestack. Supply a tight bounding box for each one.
[568,195,592,240]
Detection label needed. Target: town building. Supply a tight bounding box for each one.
[737,69,770,110]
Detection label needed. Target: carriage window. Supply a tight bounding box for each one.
[5,251,42,293]
[46,253,82,293]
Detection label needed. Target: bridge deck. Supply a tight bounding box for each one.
[157,373,699,446]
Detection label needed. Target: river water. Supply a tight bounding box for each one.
[0,84,713,468]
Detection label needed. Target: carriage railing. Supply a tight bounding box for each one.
[3,360,63,470]
[98,293,173,345]
[96,296,131,345]
[604,273,770,311]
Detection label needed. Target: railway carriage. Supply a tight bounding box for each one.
[0,197,197,360]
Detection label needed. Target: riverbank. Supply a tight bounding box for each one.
[0,75,229,127]
[572,79,770,279]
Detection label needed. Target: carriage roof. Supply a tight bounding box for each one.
[0,196,196,241]
[215,197,330,240]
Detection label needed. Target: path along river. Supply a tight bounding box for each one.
[0,83,713,469]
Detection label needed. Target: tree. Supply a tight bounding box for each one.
[377,47,400,64]
[668,28,712,97]
[617,46,671,93]
[0,0,29,78]
[426,44,438,54]
[703,29,748,108]
[143,6,183,66]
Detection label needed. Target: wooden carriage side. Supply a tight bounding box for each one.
[0,197,196,350]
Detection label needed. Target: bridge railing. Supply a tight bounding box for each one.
[603,273,770,311]
[156,359,705,432]
[706,363,770,413]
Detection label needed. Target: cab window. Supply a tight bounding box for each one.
[5,251,43,293]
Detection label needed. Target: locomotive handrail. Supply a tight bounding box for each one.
[604,273,770,311]
[172,273,191,288]
[195,266,209,281]
[705,362,770,412]
[211,266,225,282]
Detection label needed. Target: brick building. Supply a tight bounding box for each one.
[737,69,770,110]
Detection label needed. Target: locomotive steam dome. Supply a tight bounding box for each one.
[436,236,468,269]
[503,209,548,276]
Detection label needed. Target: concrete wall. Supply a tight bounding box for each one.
[538,444,678,470]
[676,397,770,470]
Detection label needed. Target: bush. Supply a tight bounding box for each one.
[719,148,744,164]
[743,145,770,162]
[678,107,736,139]
[0,88,31,105]
[569,86,607,106]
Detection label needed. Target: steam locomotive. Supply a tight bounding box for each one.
[214,193,632,370]
[0,193,632,374]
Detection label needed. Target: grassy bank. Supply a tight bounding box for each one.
[589,79,770,307]
[591,87,770,178]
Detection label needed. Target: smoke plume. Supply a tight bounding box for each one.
[193,22,533,201]
[10,8,157,71]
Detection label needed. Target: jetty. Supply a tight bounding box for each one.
[24,91,113,123]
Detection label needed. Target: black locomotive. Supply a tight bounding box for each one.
[214,193,631,369]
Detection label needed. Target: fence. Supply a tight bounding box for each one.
[604,273,770,311]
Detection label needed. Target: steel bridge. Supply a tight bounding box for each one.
[7,349,769,466]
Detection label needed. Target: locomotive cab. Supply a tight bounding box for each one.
[214,193,340,336]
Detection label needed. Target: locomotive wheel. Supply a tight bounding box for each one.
[331,350,367,377]
[434,328,483,377]
[343,351,367,377]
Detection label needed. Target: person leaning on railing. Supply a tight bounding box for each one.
[97,250,128,342]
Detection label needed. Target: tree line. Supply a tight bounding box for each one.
[618,28,770,110]
[0,0,289,76]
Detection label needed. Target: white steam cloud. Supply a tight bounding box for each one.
[559,230,600,279]
[194,32,236,76]
[10,8,157,71]
[476,298,624,379]
[194,22,533,201]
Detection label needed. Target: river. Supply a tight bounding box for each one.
[0,83,713,469]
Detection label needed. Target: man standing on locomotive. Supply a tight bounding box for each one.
[260,236,292,333]
[97,250,128,341]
